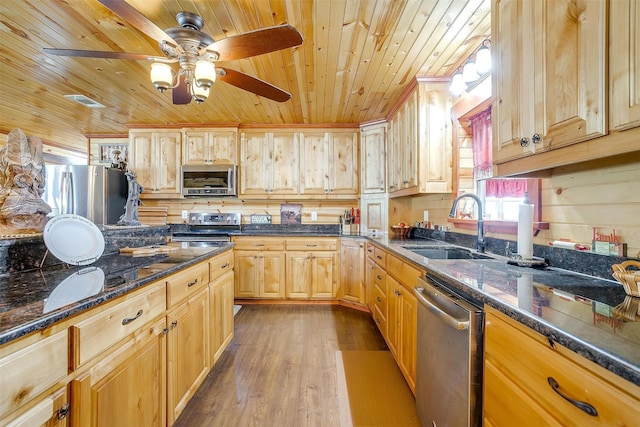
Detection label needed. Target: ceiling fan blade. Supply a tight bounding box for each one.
[172,75,192,105]
[97,0,179,47]
[43,48,153,60]
[207,24,303,61]
[218,67,291,102]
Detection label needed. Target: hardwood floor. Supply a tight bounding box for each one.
[173,304,401,426]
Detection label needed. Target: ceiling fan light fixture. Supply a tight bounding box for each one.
[150,62,173,92]
[191,83,209,103]
[195,60,216,89]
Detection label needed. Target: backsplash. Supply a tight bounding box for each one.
[412,227,636,281]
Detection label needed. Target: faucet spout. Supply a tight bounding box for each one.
[449,193,486,253]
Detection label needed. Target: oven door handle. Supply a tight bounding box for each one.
[414,287,470,331]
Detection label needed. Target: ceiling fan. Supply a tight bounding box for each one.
[43,0,303,104]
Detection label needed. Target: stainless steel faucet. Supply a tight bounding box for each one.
[449,193,486,253]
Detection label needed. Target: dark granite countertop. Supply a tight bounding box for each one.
[368,235,640,387]
[0,243,232,345]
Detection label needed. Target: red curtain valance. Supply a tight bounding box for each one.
[485,178,528,198]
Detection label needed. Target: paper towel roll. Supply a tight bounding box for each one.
[517,202,534,258]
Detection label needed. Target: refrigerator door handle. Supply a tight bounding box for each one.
[60,171,74,214]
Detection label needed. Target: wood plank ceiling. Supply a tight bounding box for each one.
[0,0,490,153]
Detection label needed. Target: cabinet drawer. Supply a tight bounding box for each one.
[233,237,285,251]
[373,264,386,287]
[373,247,387,267]
[386,255,422,290]
[167,262,209,308]
[209,251,234,282]
[0,330,68,418]
[71,281,166,368]
[373,281,387,315]
[365,243,376,260]
[372,305,387,335]
[286,238,337,251]
[486,308,640,426]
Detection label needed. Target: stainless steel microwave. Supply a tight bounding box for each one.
[181,164,237,196]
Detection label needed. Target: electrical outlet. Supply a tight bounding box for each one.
[311,211,318,221]
[181,210,188,220]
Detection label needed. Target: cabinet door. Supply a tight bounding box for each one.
[233,251,259,297]
[492,0,536,163]
[4,386,69,427]
[386,276,401,358]
[240,132,270,195]
[399,287,417,392]
[610,0,640,131]
[360,125,386,194]
[388,115,402,192]
[129,131,155,191]
[299,131,328,194]
[311,252,337,299]
[537,0,607,149]
[261,252,286,298]
[210,270,234,365]
[340,239,365,304]
[71,318,166,427]
[182,130,209,165]
[167,289,209,424]
[286,252,312,298]
[270,131,299,195]
[400,92,418,190]
[154,132,182,194]
[209,128,238,164]
[329,131,359,195]
[365,257,376,311]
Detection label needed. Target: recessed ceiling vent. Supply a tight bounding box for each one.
[64,94,105,108]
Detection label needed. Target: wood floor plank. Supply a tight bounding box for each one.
[173,304,398,426]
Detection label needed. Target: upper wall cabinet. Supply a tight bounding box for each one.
[129,130,182,198]
[360,123,386,194]
[492,0,639,176]
[182,128,238,165]
[493,0,607,165]
[610,0,640,131]
[240,130,299,197]
[300,130,359,197]
[387,81,453,197]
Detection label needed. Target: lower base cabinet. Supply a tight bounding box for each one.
[210,270,234,364]
[484,306,640,426]
[339,239,365,304]
[166,288,210,424]
[71,318,167,427]
[4,386,69,427]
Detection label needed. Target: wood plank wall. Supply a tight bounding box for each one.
[140,198,356,227]
[406,155,640,258]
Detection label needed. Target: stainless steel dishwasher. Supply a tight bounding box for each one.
[414,274,483,427]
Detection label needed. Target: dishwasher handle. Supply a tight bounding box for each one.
[414,287,470,331]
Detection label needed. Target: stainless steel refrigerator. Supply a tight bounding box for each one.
[42,165,128,225]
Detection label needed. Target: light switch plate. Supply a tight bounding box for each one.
[311,211,318,221]
[181,210,188,219]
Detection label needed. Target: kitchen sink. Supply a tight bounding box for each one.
[403,246,494,260]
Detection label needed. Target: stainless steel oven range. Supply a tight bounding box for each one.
[171,212,241,247]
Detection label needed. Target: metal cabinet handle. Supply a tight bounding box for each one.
[376,296,382,302]
[394,290,401,296]
[532,133,541,144]
[403,180,409,184]
[56,403,70,420]
[122,309,143,325]
[520,137,529,147]
[221,263,229,269]
[187,278,198,287]
[170,320,178,329]
[253,243,265,247]
[306,244,318,247]
[376,255,382,260]
[376,275,382,280]
[547,377,598,416]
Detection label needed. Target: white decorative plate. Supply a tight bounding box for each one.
[43,267,105,313]
[43,214,105,265]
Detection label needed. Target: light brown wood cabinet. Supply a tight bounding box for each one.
[339,238,365,304]
[240,130,299,196]
[129,130,182,197]
[493,0,607,165]
[285,238,339,299]
[610,0,640,131]
[7,386,69,427]
[182,128,238,165]
[360,123,386,194]
[387,80,452,197]
[233,237,286,298]
[71,317,167,427]
[299,130,359,196]
[484,306,640,426]
[209,251,234,365]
